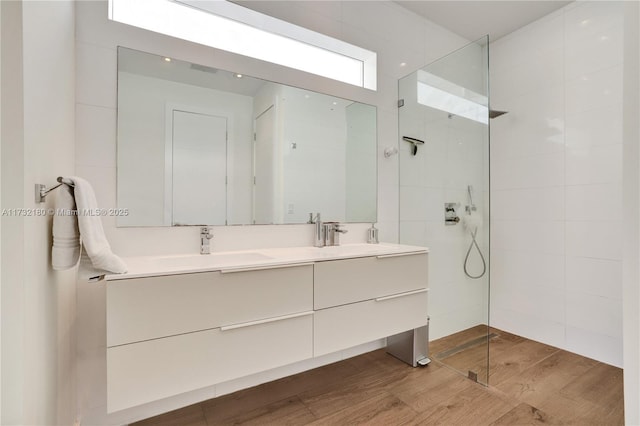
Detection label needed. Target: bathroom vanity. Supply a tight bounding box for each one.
[105,243,428,412]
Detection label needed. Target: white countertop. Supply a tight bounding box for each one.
[105,243,429,281]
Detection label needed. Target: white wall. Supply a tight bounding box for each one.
[490,1,626,367]
[1,1,76,425]
[622,1,640,423]
[74,1,469,423]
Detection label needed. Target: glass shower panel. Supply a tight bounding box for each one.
[398,36,490,385]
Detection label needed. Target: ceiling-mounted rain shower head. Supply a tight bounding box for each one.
[489,110,508,119]
[402,136,425,156]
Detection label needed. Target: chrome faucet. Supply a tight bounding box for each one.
[200,227,213,254]
[310,213,324,247]
[324,222,348,246]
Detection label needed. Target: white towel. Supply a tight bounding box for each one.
[52,184,81,270]
[68,176,127,274]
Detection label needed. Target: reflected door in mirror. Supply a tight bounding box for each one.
[171,110,227,225]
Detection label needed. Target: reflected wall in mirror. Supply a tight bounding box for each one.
[117,47,377,227]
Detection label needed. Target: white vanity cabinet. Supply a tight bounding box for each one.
[105,245,428,413]
[313,252,428,356]
[106,264,314,412]
[107,264,313,346]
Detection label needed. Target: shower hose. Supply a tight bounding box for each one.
[464,227,487,279]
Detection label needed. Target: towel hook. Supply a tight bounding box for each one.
[35,177,74,203]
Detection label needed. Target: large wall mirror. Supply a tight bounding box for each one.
[116,47,377,227]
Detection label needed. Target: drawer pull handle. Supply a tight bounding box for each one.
[376,251,427,259]
[220,311,314,331]
[220,262,314,274]
[375,288,428,302]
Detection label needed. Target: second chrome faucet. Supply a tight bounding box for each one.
[309,213,347,247]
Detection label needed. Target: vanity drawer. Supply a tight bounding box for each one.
[107,264,313,346]
[314,288,428,357]
[107,312,313,412]
[314,252,427,309]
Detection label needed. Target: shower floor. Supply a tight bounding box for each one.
[430,324,495,383]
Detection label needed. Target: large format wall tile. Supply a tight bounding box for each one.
[490,1,624,367]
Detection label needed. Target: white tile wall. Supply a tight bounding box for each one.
[490,1,625,367]
[74,1,469,423]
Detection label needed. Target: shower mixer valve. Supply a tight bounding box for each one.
[444,203,460,225]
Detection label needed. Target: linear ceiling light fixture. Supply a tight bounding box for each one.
[108,0,377,90]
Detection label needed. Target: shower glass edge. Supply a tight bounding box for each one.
[398,35,491,385]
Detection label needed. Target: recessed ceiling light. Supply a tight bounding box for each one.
[164,57,172,62]
[400,62,407,67]
[332,101,337,105]
[236,74,243,78]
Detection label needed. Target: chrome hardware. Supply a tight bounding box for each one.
[323,222,348,246]
[465,185,477,214]
[445,203,460,226]
[367,223,379,244]
[35,176,75,203]
[310,213,324,247]
[200,227,213,254]
[310,214,348,247]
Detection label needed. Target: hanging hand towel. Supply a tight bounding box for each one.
[69,176,127,274]
[52,183,81,270]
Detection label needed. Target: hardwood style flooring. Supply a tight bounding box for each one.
[133,327,624,425]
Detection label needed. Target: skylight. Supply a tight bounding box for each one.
[416,70,488,124]
[108,0,377,90]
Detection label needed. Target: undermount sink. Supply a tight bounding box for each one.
[155,252,273,268]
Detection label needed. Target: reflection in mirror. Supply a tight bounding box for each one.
[116,47,377,227]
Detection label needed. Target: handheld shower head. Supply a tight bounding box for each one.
[466,185,477,213]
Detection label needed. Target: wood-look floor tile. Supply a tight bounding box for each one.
[430,324,488,356]
[307,392,418,426]
[389,364,476,413]
[298,355,412,419]
[436,341,490,383]
[131,328,624,426]
[494,350,598,408]
[536,362,624,426]
[202,357,361,423]
[409,383,514,425]
[132,403,206,426]
[490,328,526,344]
[534,393,602,425]
[489,402,560,425]
[488,339,559,386]
[558,362,623,408]
[210,395,316,426]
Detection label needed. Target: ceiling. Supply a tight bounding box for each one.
[395,1,571,42]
